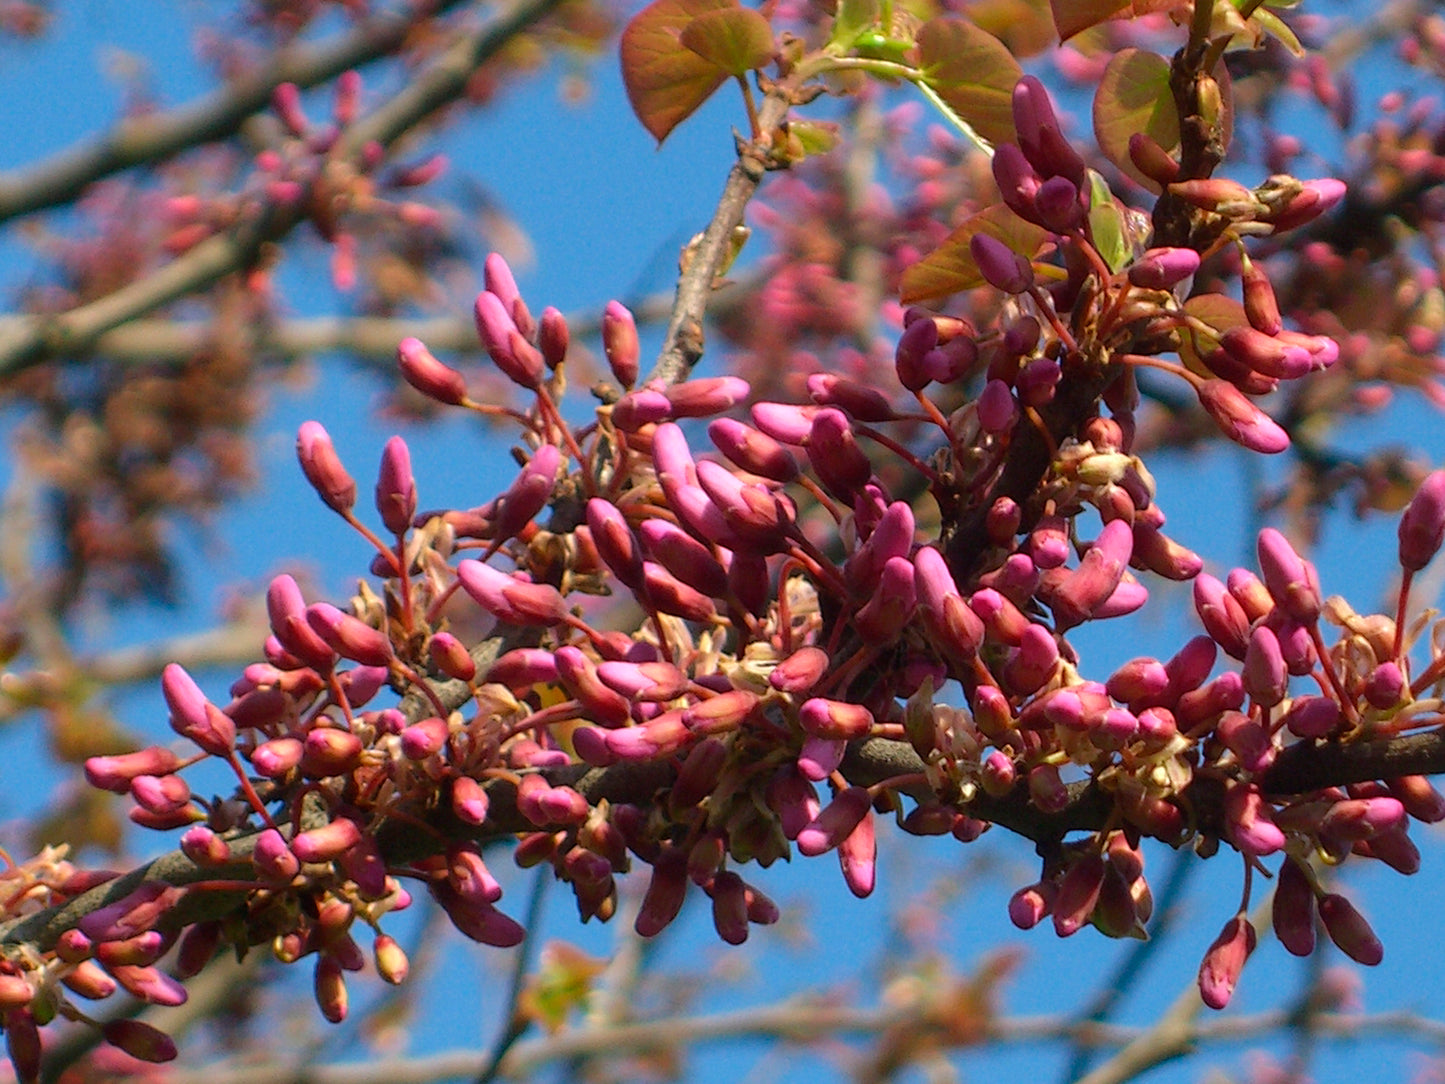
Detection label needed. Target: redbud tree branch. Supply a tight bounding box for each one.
[0,0,565,381]
[0,0,471,224]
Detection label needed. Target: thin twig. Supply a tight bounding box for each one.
[473,867,549,1084]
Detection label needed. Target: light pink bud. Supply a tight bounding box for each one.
[797,734,845,780]
[374,436,416,535]
[602,300,639,389]
[1320,797,1406,843]
[1243,625,1288,707]
[1363,661,1404,709]
[1197,380,1290,453]
[798,698,874,741]
[1131,523,1202,581]
[768,766,821,840]
[641,560,717,622]
[179,825,230,867]
[306,603,392,667]
[301,727,363,777]
[684,689,759,733]
[554,646,631,727]
[1318,892,1382,965]
[1106,657,1169,704]
[251,736,303,778]
[297,421,357,514]
[448,842,503,904]
[611,387,673,431]
[398,337,467,405]
[426,632,475,682]
[605,712,689,759]
[1215,711,1274,773]
[1198,915,1256,1009]
[838,805,877,898]
[914,546,986,660]
[750,401,819,445]
[770,646,830,693]
[515,774,589,826]
[1192,572,1250,658]
[1003,623,1058,695]
[1225,783,1285,857]
[485,647,559,690]
[456,559,569,626]
[1257,528,1322,624]
[1127,247,1201,290]
[112,963,187,1006]
[853,556,916,640]
[474,291,540,389]
[253,828,301,881]
[1029,763,1068,813]
[709,418,799,482]
[86,747,182,794]
[162,663,235,756]
[970,587,1030,645]
[1009,882,1055,929]
[797,786,871,857]
[665,377,750,419]
[451,776,490,824]
[1269,177,1347,231]
[131,773,191,816]
[1046,519,1133,629]
[292,818,363,864]
[400,716,450,760]
[1399,469,1445,572]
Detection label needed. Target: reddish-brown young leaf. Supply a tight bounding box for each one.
[915,16,1021,147]
[678,6,774,77]
[620,0,737,144]
[1050,0,1185,42]
[900,203,1049,305]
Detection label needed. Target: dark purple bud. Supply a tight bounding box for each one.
[538,306,569,370]
[807,373,896,422]
[1318,892,1382,965]
[992,142,1043,223]
[971,232,1034,294]
[1053,853,1105,937]
[807,408,873,502]
[894,315,940,391]
[1273,858,1316,957]
[1035,175,1083,232]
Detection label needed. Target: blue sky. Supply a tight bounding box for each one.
[1,3,1444,1083]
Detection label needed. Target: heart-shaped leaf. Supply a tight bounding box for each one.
[900,203,1049,305]
[1049,0,1185,42]
[1092,47,1179,192]
[916,16,1022,147]
[679,6,774,76]
[621,0,736,144]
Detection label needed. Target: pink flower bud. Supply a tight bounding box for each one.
[1272,857,1316,956]
[1318,892,1382,965]
[1363,661,1404,709]
[400,716,450,760]
[251,736,303,778]
[254,828,301,881]
[131,773,191,816]
[1198,915,1256,1009]
[297,421,357,515]
[602,300,640,389]
[638,519,728,597]
[664,376,750,419]
[605,712,690,759]
[306,603,392,667]
[1256,528,1322,625]
[1035,174,1083,231]
[266,574,336,669]
[913,546,985,659]
[374,436,416,535]
[1128,132,1180,186]
[970,587,1030,645]
[807,373,896,422]
[1225,783,1284,857]
[1269,177,1346,232]
[641,560,717,622]
[586,498,644,589]
[102,1019,177,1064]
[1029,763,1068,813]
[1046,519,1133,629]
[1387,774,1445,823]
[554,646,631,727]
[796,786,871,857]
[971,232,1034,294]
[1053,852,1105,937]
[1106,657,1169,705]
[797,734,845,780]
[635,847,689,937]
[709,418,799,483]
[1241,259,1282,335]
[474,291,542,389]
[807,408,873,502]
[162,663,235,756]
[426,631,475,682]
[1399,469,1445,572]
[301,727,363,777]
[448,842,503,904]
[1219,326,1315,380]
[1243,625,1288,707]
[853,556,916,640]
[450,776,490,825]
[1320,797,1406,844]
[1192,573,1251,659]
[1197,379,1290,453]
[1009,882,1055,929]
[456,559,569,626]
[516,774,590,827]
[433,883,526,946]
[768,766,821,840]
[769,646,829,695]
[537,306,569,370]
[398,337,467,405]
[894,315,940,391]
[273,82,308,136]
[1127,247,1201,290]
[1012,75,1086,184]
[612,387,674,430]
[798,698,874,741]
[708,870,750,944]
[992,142,1044,224]
[86,747,183,794]
[838,805,877,898]
[179,825,230,867]
[750,401,819,445]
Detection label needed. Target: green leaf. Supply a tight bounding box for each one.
[1085,170,1130,272]
[620,0,736,144]
[1248,6,1304,56]
[915,16,1022,147]
[900,203,1049,305]
[679,6,774,76]
[1092,47,1179,193]
[828,0,880,51]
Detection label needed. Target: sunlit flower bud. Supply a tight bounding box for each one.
[1215,710,1274,773]
[372,435,416,536]
[971,232,1034,294]
[1198,915,1256,1010]
[797,734,845,780]
[1239,257,1282,335]
[1321,797,1406,844]
[474,291,541,389]
[605,712,689,760]
[1127,247,1201,290]
[1227,568,1275,622]
[516,774,590,827]
[1269,177,1347,232]
[638,519,728,597]
[433,883,526,946]
[1175,670,1245,728]
[797,698,874,741]
[1009,881,1055,930]
[400,716,450,760]
[456,559,569,626]
[1219,326,1315,380]
[665,377,750,420]
[286,818,361,865]
[534,306,569,370]
[297,421,357,515]
[797,786,871,857]
[1197,379,1290,453]
[1169,176,1256,211]
[807,408,873,501]
[601,300,640,389]
[1106,657,1169,705]
[306,603,392,667]
[1318,892,1382,965]
[641,560,717,622]
[484,647,559,690]
[854,557,916,640]
[131,773,191,817]
[1225,783,1284,856]
[162,663,235,756]
[253,828,300,882]
[1192,572,1251,659]
[301,727,363,777]
[553,646,631,727]
[1387,774,1445,823]
[86,747,183,794]
[482,251,521,317]
[1243,625,1288,707]
[397,337,467,405]
[709,419,797,484]
[422,631,474,683]
[310,954,347,1024]
[1046,519,1133,630]
[251,736,303,778]
[368,934,409,986]
[1257,528,1322,625]
[1127,131,1180,186]
[807,373,896,422]
[1050,852,1104,937]
[768,766,820,840]
[266,574,336,669]
[1012,75,1087,184]
[1399,469,1445,572]
[838,804,877,898]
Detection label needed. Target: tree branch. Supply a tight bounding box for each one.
[0,0,566,380]
[0,0,470,224]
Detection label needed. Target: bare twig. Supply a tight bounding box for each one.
[0,0,566,380]
[0,0,470,224]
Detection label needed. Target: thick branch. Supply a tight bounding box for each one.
[0,0,565,380]
[0,0,469,224]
